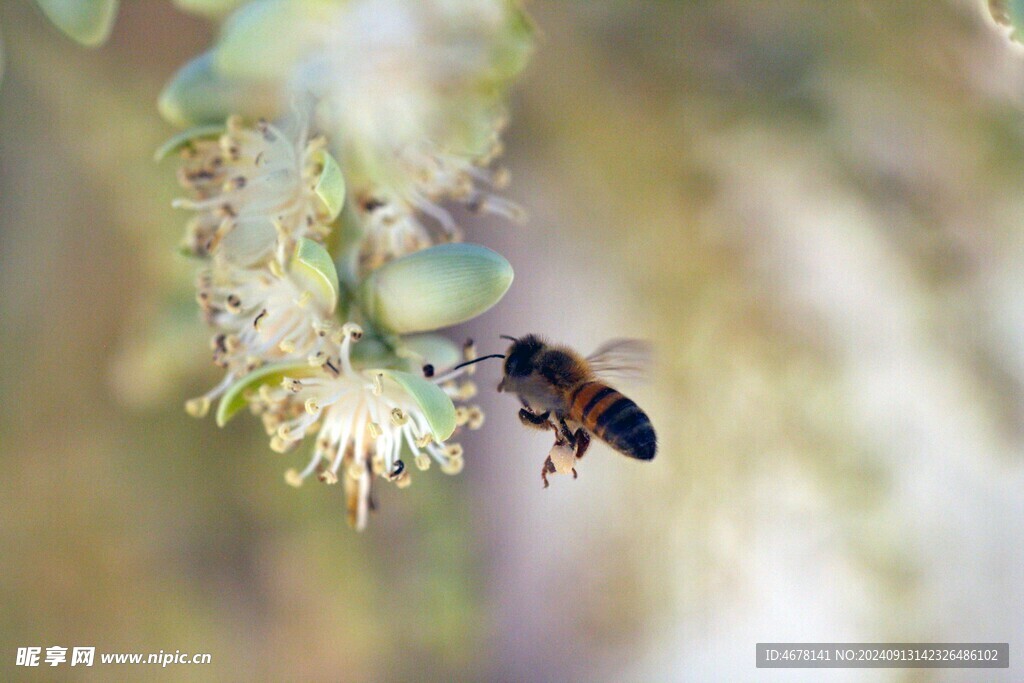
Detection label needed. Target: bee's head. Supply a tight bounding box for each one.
[502,334,544,378]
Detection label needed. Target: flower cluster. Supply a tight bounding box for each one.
[160,0,530,530]
[174,116,335,265]
[160,0,532,275]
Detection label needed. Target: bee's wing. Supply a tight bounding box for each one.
[586,338,651,385]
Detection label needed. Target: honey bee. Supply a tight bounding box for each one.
[494,335,657,487]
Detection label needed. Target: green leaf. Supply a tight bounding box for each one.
[378,370,456,441]
[291,238,339,313]
[158,52,280,127]
[313,149,345,221]
[215,362,314,427]
[153,124,225,162]
[357,243,514,334]
[36,0,118,47]
[214,0,338,80]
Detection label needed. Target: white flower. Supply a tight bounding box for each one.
[185,258,337,417]
[174,115,334,266]
[255,323,483,530]
[288,0,529,269]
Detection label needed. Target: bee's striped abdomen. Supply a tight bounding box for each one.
[568,381,657,460]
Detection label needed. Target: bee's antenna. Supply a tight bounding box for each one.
[450,354,506,372]
[499,335,517,342]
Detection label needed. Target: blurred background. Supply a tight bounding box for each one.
[3,1,1024,680]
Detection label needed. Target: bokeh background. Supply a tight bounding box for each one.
[3,1,1024,680]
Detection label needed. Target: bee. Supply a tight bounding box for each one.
[494,335,657,487]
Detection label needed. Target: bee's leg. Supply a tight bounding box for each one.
[519,408,551,430]
[542,456,556,488]
[558,417,577,447]
[573,429,591,460]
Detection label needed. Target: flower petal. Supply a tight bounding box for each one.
[153,124,225,162]
[313,149,345,221]
[215,361,314,427]
[357,243,513,334]
[378,369,456,441]
[35,0,118,47]
[291,238,339,313]
[218,216,278,266]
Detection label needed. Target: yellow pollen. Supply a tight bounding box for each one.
[261,412,279,435]
[467,407,485,430]
[368,422,384,439]
[276,424,294,440]
[390,408,408,426]
[395,472,412,489]
[416,432,433,448]
[415,454,431,471]
[445,443,464,459]
[342,322,364,341]
[270,435,290,453]
[347,461,367,480]
[319,470,339,485]
[371,456,385,475]
[258,384,275,403]
[279,339,296,354]
[185,397,210,418]
[313,320,336,338]
[454,406,469,427]
[459,381,478,400]
[304,398,320,415]
[492,167,511,188]
[284,469,304,488]
[308,351,328,366]
[268,259,285,279]
[441,456,464,475]
[372,374,383,396]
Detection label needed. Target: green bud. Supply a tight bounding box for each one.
[489,6,535,90]
[35,0,118,47]
[214,0,339,80]
[158,52,279,127]
[291,238,340,313]
[378,370,456,441]
[357,244,513,334]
